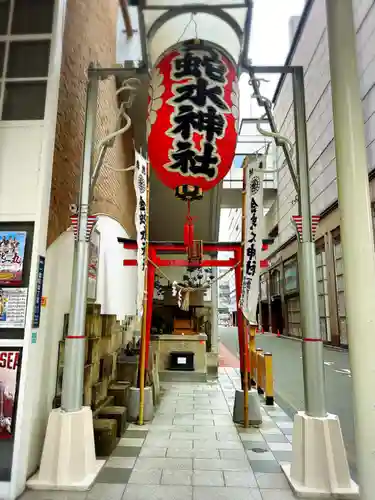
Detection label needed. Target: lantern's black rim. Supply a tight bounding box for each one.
[175,185,203,201]
[153,38,237,71]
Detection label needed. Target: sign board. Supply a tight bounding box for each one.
[0,231,27,284]
[0,349,21,439]
[32,256,45,328]
[0,288,28,329]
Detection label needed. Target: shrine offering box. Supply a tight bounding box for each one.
[169,351,194,371]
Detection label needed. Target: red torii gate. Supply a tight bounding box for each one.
[118,237,269,382]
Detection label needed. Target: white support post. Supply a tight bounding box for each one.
[326,1,375,499]
[27,73,104,491]
[281,67,358,498]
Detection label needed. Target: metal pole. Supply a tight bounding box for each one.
[326,1,375,496]
[61,74,98,412]
[138,159,151,426]
[241,163,249,427]
[292,67,326,418]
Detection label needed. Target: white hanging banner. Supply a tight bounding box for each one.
[240,165,264,324]
[134,151,148,318]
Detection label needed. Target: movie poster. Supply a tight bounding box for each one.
[0,288,28,329]
[0,231,27,284]
[0,350,20,439]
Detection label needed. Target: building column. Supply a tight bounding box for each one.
[326,0,375,497]
[210,267,219,354]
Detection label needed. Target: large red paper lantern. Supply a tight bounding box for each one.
[147,39,239,201]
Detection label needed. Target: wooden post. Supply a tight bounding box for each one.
[138,160,151,426]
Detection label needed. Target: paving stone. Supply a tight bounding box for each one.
[106,456,136,468]
[134,457,193,471]
[255,472,290,489]
[118,438,144,447]
[242,441,269,451]
[246,450,276,461]
[262,433,289,443]
[139,447,167,458]
[111,446,141,457]
[223,470,257,488]
[95,467,132,484]
[193,439,243,450]
[259,489,296,500]
[219,449,247,460]
[167,447,220,458]
[267,442,292,452]
[161,469,193,485]
[87,483,126,500]
[192,486,262,500]
[123,430,148,439]
[123,484,192,500]
[248,461,282,473]
[192,470,224,486]
[272,450,293,463]
[193,458,251,471]
[128,469,162,484]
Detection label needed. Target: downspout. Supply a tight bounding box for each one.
[119,0,133,38]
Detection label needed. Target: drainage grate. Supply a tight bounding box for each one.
[251,447,268,453]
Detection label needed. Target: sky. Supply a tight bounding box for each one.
[219,0,305,242]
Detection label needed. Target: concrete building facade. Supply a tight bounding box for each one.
[260,0,375,347]
[0,1,137,498]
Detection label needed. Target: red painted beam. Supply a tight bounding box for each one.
[121,242,240,253]
[124,257,267,268]
[153,257,238,268]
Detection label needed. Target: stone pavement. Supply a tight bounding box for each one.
[21,367,299,500]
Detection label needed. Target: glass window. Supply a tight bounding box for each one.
[0,1,53,120]
[11,0,54,35]
[286,296,301,337]
[0,43,5,75]
[0,0,10,35]
[316,245,331,342]
[270,269,280,296]
[2,81,47,120]
[333,237,348,345]
[7,41,50,78]
[284,259,298,292]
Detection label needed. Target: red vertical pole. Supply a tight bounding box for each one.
[144,246,156,369]
[234,247,245,375]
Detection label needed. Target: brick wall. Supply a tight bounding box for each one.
[48,0,136,246]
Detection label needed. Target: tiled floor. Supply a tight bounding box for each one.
[21,367,299,500]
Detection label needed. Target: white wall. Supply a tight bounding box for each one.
[23,215,137,482]
[272,0,375,247]
[0,123,44,222]
[95,215,137,318]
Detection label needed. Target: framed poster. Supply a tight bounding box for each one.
[0,349,22,440]
[0,231,27,284]
[87,229,100,302]
[32,256,45,328]
[0,288,28,329]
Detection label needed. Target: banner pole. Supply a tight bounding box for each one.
[241,161,249,428]
[138,158,150,426]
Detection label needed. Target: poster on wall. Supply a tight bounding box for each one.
[134,150,148,318]
[239,164,264,324]
[0,350,20,439]
[0,288,28,329]
[87,229,100,301]
[0,231,27,284]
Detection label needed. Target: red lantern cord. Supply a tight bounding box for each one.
[183,200,195,248]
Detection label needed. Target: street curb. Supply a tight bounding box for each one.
[266,333,348,352]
